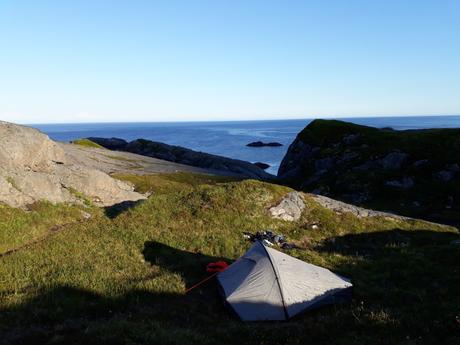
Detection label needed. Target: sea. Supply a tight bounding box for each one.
[32,115,460,175]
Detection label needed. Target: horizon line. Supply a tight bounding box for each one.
[22,113,460,126]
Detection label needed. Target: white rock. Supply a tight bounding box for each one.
[269,192,306,221]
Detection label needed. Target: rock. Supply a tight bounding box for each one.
[278,118,460,223]
[269,192,305,221]
[414,159,429,167]
[0,121,145,208]
[87,137,128,150]
[314,157,335,175]
[448,163,460,172]
[278,139,315,180]
[342,134,360,145]
[435,170,455,182]
[91,138,274,180]
[246,141,283,147]
[81,211,92,219]
[378,152,409,170]
[339,151,360,163]
[312,194,405,219]
[254,162,270,170]
[385,177,414,189]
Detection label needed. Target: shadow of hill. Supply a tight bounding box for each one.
[314,229,460,340]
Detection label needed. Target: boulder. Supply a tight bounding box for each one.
[269,192,305,221]
[378,152,409,170]
[385,177,414,189]
[0,121,145,208]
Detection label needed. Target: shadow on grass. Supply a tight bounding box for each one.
[1,234,460,344]
[104,199,146,219]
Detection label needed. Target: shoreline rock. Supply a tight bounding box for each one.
[89,137,274,180]
[246,141,283,147]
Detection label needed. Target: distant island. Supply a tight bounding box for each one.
[246,141,283,147]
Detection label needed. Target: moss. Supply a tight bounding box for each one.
[72,138,105,149]
[5,176,21,192]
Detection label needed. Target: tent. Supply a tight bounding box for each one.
[216,241,352,321]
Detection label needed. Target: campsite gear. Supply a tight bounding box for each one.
[217,241,352,321]
[185,261,229,294]
[206,261,229,273]
[243,230,297,249]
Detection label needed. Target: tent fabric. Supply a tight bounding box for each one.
[217,241,352,321]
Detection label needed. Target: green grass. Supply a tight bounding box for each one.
[72,138,105,149]
[0,173,459,344]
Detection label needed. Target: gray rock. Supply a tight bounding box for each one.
[435,170,455,182]
[314,157,335,175]
[414,159,429,167]
[378,152,409,170]
[311,194,405,219]
[353,160,378,171]
[342,134,360,145]
[269,192,306,221]
[0,121,145,208]
[91,138,273,180]
[339,151,359,163]
[385,177,414,189]
[447,163,460,172]
[278,139,315,179]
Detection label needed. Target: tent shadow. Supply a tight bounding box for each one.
[142,240,232,291]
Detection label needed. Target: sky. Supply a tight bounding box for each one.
[0,0,459,124]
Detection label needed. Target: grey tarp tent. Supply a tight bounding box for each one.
[217,241,352,321]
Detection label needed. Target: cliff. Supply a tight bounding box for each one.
[279,119,460,224]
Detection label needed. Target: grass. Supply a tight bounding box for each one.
[72,139,105,149]
[0,173,459,344]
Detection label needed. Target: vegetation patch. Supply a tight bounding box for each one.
[72,139,105,149]
[0,172,458,344]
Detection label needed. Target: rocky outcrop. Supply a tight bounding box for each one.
[269,192,305,221]
[0,122,145,207]
[311,194,407,219]
[89,137,274,180]
[246,141,283,147]
[278,119,460,224]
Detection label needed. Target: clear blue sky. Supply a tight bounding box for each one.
[0,0,459,124]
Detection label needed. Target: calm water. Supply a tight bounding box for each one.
[33,115,460,175]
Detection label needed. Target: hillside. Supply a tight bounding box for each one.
[0,121,459,344]
[1,172,459,344]
[279,119,460,225]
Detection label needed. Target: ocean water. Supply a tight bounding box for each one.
[33,115,460,175]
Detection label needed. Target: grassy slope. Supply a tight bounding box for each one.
[72,139,105,149]
[0,173,459,345]
[292,120,460,224]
